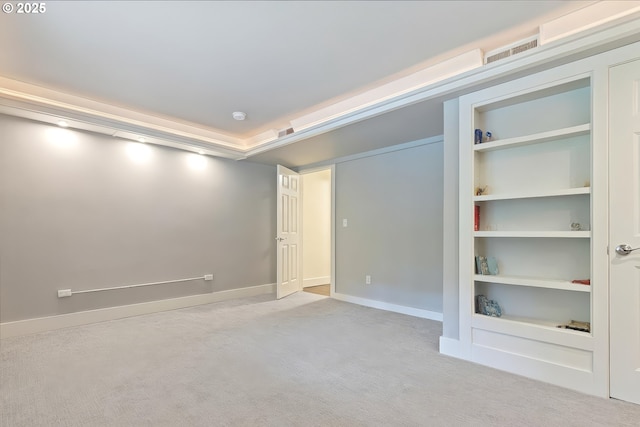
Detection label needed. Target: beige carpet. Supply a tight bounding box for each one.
[2,292,639,426]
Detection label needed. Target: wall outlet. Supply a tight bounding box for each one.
[57,289,72,298]
[365,275,371,285]
[342,218,348,227]
[204,274,213,281]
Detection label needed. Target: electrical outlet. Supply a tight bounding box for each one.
[204,274,213,281]
[365,275,371,285]
[57,289,72,298]
[342,218,348,227]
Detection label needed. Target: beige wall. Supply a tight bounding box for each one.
[302,169,331,287]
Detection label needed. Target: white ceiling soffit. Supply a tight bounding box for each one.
[0,94,245,159]
[249,6,640,158]
[1,1,640,161]
[540,0,640,44]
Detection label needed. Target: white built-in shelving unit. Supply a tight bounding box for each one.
[457,61,608,396]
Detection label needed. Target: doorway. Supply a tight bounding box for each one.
[301,167,334,297]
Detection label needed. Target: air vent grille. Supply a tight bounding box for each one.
[486,50,511,64]
[485,36,538,65]
[278,127,294,138]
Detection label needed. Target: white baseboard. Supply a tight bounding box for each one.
[439,336,469,359]
[332,292,443,321]
[0,283,275,339]
[303,276,331,288]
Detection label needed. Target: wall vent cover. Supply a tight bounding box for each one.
[484,36,539,65]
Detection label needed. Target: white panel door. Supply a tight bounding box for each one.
[610,58,640,405]
[276,165,301,299]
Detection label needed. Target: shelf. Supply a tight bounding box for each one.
[474,275,590,292]
[474,313,562,329]
[473,124,590,152]
[474,187,590,202]
[474,231,590,238]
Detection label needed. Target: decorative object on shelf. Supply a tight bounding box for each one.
[557,320,590,333]
[474,128,483,144]
[571,222,591,231]
[475,256,489,275]
[571,279,590,285]
[474,205,480,231]
[476,294,503,317]
[487,257,499,275]
[475,256,498,275]
[475,185,488,196]
[485,131,493,142]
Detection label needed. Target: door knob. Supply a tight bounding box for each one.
[615,244,640,256]
[275,237,285,242]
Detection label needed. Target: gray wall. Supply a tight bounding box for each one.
[0,115,276,323]
[335,141,443,313]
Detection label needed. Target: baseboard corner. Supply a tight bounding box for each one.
[439,336,469,359]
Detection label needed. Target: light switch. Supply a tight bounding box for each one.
[342,219,348,227]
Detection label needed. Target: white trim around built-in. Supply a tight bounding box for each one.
[332,292,443,322]
[0,283,275,339]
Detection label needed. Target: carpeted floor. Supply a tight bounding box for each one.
[2,292,639,426]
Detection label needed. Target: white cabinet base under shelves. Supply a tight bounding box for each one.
[470,331,601,396]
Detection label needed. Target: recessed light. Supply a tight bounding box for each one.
[137,137,146,143]
[57,120,69,128]
[232,111,246,121]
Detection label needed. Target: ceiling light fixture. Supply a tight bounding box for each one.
[137,137,146,143]
[57,120,69,127]
[232,111,246,121]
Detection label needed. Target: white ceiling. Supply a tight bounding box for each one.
[0,1,602,165]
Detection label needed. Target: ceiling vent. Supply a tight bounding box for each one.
[484,35,539,65]
[278,127,295,138]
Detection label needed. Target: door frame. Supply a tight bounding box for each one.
[298,164,336,297]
